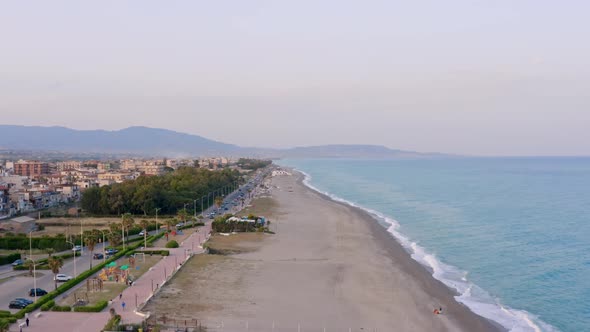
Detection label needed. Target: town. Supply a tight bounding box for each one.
[0,157,253,220]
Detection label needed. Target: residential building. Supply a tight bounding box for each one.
[14,161,49,177]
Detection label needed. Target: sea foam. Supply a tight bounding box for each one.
[297,169,558,332]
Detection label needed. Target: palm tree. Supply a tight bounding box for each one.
[214,196,223,209]
[44,248,55,258]
[48,256,63,290]
[121,213,134,250]
[139,219,150,248]
[177,209,188,227]
[85,230,99,269]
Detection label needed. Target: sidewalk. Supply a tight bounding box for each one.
[11,224,211,332]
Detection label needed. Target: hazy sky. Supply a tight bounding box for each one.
[1,1,589,156]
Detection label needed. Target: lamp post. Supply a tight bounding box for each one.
[155,208,161,235]
[28,231,37,303]
[66,240,76,278]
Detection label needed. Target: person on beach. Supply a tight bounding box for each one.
[122,301,126,311]
[439,307,443,314]
[25,317,29,327]
[119,293,122,300]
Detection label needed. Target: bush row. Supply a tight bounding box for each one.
[73,300,107,312]
[40,300,55,311]
[51,305,71,312]
[131,250,170,256]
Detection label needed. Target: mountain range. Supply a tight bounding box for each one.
[0,125,439,159]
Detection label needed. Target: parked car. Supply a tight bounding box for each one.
[138,230,146,236]
[9,299,30,309]
[72,245,82,252]
[105,248,118,255]
[29,288,47,297]
[93,253,104,260]
[176,222,184,228]
[12,259,24,266]
[54,274,73,282]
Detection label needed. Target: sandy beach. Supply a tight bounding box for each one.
[145,171,501,331]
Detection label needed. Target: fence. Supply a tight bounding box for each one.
[148,317,379,332]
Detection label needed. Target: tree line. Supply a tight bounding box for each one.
[81,167,241,216]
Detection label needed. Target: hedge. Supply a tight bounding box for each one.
[73,300,107,312]
[131,250,170,256]
[0,234,71,251]
[0,311,10,318]
[0,253,21,266]
[40,300,55,311]
[51,305,71,312]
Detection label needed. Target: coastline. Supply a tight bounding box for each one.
[294,170,504,331]
[144,170,503,331]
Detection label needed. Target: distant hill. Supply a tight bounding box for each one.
[0,125,241,157]
[0,125,443,159]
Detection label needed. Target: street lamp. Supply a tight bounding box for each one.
[28,231,37,303]
[66,240,76,278]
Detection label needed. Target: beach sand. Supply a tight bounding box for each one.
[145,172,501,331]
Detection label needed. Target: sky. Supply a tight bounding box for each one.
[1,1,589,156]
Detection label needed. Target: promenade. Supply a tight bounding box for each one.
[11,224,211,332]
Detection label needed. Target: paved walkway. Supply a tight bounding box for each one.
[11,224,211,332]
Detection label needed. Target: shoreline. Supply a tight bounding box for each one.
[144,170,504,331]
[293,170,504,331]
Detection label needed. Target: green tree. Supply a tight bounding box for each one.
[48,256,64,290]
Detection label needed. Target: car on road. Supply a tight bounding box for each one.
[12,259,24,266]
[105,248,118,255]
[9,299,31,309]
[72,245,82,252]
[176,222,184,228]
[54,274,73,282]
[29,288,47,297]
[138,230,146,236]
[93,253,104,260]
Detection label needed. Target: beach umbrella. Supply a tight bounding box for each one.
[120,265,129,270]
[106,262,117,268]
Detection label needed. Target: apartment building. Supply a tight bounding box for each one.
[14,161,49,177]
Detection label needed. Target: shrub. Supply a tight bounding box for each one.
[73,300,108,312]
[51,305,71,312]
[40,300,55,311]
[161,250,170,256]
[165,240,179,248]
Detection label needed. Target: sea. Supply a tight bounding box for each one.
[277,158,590,332]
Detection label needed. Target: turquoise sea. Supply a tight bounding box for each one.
[278,158,590,332]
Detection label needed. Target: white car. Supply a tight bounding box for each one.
[72,245,81,252]
[54,274,73,282]
[139,230,146,236]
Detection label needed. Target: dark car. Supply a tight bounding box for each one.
[12,259,24,266]
[93,253,104,260]
[15,298,33,305]
[29,288,47,297]
[9,300,28,309]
